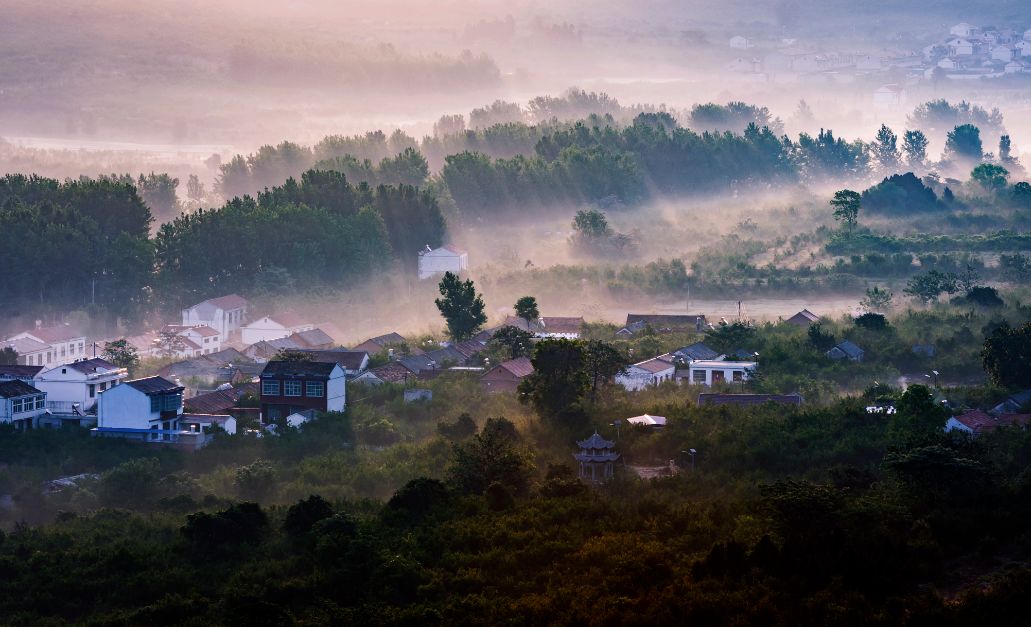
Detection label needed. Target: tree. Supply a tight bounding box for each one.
[572,209,610,240]
[582,340,630,398]
[904,270,959,304]
[963,286,1004,308]
[186,174,205,203]
[705,321,758,354]
[514,296,540,324]
[136,172,180,217]
[854,313,888,331]
[887,384,947,445]
[273,349,315,362]
[518,339,590,424]
[447,417,533,496]
[282,495,334,538]
[435,271,487,341]
[157,328,186,358]
[945,124,983,162]
[830,189,861,234]
[488,326,534,359]
[982,322,1031,389]
[902,130,929,168]
[860,286,893,311]
[970,163,1009,195]
[999,135,1015,165]
[807,323,837,351]
[101,339,140,374]
[437,413,477,441]
[873,124,900,172]
[0,346,18,365]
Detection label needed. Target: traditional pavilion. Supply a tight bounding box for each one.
[574,432,619,483]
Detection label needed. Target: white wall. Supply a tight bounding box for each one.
[98,385,155,429]
[616,366,675,391]
[241,317,313,344]
[327,368,346,412]
[418,252,469,280]
[35,366,126,410]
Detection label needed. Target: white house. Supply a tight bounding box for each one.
[616,356,677,391]
[1025,28,1031,41]
[937,57,958,70]
[991,46,1014,62]
[35,358,128,414]
[950,23,979,39]
[161,325,222,358]
[873,84,906,108]
[1005,60,1025,73]
[729,35,753,49]
[97,376,184,432]
[1016,41,1031,57]
[0,380,47,429]
[241,314,314,345]
[685,360,757,386]
[4,325,89,367]
[181,294,248,341]
[417,245,469,280]
[947,38,974,56]
[180,412,237,435]
[499,316,585,340]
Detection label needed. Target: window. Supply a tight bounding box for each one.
[99,382,107,392]
[35,396,44,409]
[78,341,84,354]
[12,398,24,413]
[60,346,66,357]
[733,370,744,382]
[692,370,706,383]
[306,381,325,397]
[283,380,302,397]
[151,396,160,412]
[262,379,280,396]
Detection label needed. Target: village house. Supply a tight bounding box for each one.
[826,340,864,362]
[4,325,90,367]
[626,414,667,428]
[181,294,248,342]
[945,409,1031,436]
[184,382,259,422]
[179,413,237,435]
[354,361,418,385]
[683,360,757,386]
[729,35,753,49]
[620,314,707,335]
[947,38,974,56]
[350,332,424,357]
[616,355,677,391]
[97,376,184,433]
[698,393,803,407]
[672,342,721,363]
[785,309,820,327]
[34,358,128,415]
[288,328,336,350]
[949,23,979,39]
[0,380,47,429]
[243,337,303,362]
[480,357,533,393]
[259,360,346,421]
[501,316,585,339]
[991,46,1014,62]
[241,313,314,345]
[162,324,222,357]
[0,364,43,384]
[295,349,370,377]
[417,245,469,280]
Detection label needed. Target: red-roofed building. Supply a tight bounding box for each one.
[616,355,677,391]
[946,409,1031,436]
[480,357,534,393]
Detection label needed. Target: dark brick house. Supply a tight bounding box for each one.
[259,361,345,421]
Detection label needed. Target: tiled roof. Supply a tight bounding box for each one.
[290,328,335,347]
[787,309,820,324]
[368,361,416,383]
[21,325,86,343]
[0,379,42,398]
[297,350,368,370]
[2,337,49,354]
[834,340,863,358]
[125,376,183,395]
[625,314,707,329]
[269,312,309,328]
[675,342,719,361]
[953,409,1031,434]
[260,360,338,378]
[501,316,584,334]
[64,358,120,375]
[499,357,533,378]
[576,432,616,449]
[634,357,676,374]
[363,332,408,347]
[184,383,257,414]
[206,294,248,310]
[0,364,44,379]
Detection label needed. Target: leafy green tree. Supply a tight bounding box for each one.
[970,163,1009,195]
[945,124,983,162]
[982,322,1031,389]
[854,313,888,331]
[273,349,315,362]
[437,413,477,441]
[705,321,758,354]
[283,495,334,538]
[860,286,893,311]
[518,339,590,424]
[963,286,1004,308]
[101,339,140,374]
[902,129,929,168]
[97,457,161,509]
[904,270,958,304]
[807,323,837,351]
[488,326,534,359]
[999,135,1015,164]
[873,124,900,172]
[582,340,630,398]
[136,172,179,218]
[0,347,18,365]
[234,460,276,501]
[572,209,611,239]
[447,417,533,496]
[186,174,205,203]
[435,271,487,341]
[887,384,947,445]
[830,189,861,234]
[514,296,540,324]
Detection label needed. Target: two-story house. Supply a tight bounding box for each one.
[0,380,48,429]
[241,314,314,345]
[35,358,128,414]
[181,294,249,342]
[161,325,222,357]
[259,361,345,422]
[97,376,184,432]
[0,364,43,384]
[4,325,90,367]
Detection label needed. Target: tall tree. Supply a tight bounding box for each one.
[572,209,610,240]
[982,322,1031,389]
[582,340,629,398]
[435,272,487,341]
[970,163,1009,195]
[830,189,861,234]
[945,124,983,162]
[873,124,900,172]
[514,296,539,324]
[902,130,929,168]
[518,339,590,424]
[0,346,18,365]
[488,326,534,360]
[101,340,140,375]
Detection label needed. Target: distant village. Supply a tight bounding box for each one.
[725,22,1031,108]
[0,242,1023,451]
